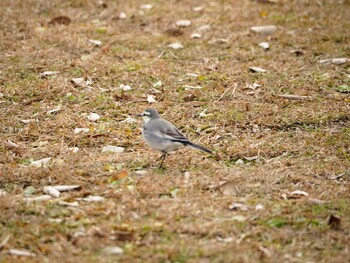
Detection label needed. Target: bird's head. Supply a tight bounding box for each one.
[137,108,160,123]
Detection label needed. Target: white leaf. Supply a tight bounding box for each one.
[176,20,191,27]
[46,107,61,115]
[53,185,81,192]
[119,84,132,91]
[208,38,229,44]
[5,140,19,148]
[118,12,127,19]
[216,236,233,243]
[192,6,204,12]
[8,249,36,257]
[191,33,202,39]
[183,85,202,90]
[58,201,79,207]
[30,157,51,168]
[68,147,79,153]
[43,186,61,198]
[229,202,249,211]
[103,246,123,255]
[255,204,264,210]
[102,145,125,153]
[259,42,270,50]
[290,190,309,197]
[20,119,38,124]
[135,170,149,175]
[0,189,7,196]
[196,25,211,32]
[25,195,52,202]
[186,73,199,77]
[78,195,105,202]
[74,128,89,134]
[88,39,102,46]
[71,77,92,88]
[121,117,137,123]
[147,94,157,103]
[140,4,153,10]
[87,113,101,121]
[153,80,163,88]
[250,25,277,34]
[39,71,59,77]
[168,42,184,49]
[319,58,349,65]
[199,108,207,117]
[249,67,268,73]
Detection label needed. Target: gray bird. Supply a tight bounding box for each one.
[138,108,212,168]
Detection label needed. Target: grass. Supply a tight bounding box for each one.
[0,0,350,262]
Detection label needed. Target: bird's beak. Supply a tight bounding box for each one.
[136,113,143,117]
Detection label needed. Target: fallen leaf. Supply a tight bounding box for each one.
[135,170,148,175]
[140,4,153,10]
[30,157,51,168]
[8,249,36,257]
[218,181,238,196]
[0,189,7,197]
[102,145,125,153]
[153,80,162,88]
[250,25,277,34]
[208,38,229,44]
[48,16,71,25]
[289,190,309,199]
[229,202,249,211]
[255,204,264,210]
[120,84,132,91]
[39,71,60,77]
[196,24,211,32]
[319,58,349,65]
[147,94,157,103]
[58,201,79,207]
[259,42,270,50]
[52,185,81,192]
[328,214,341,230]
[46,107,61,115]
[20,119,38,124]
[192,6,204,12]
[25,195,52,202]
[191,33,202,39]
[74,128,89,134]
[183,85,202,90]
[88,39,102,46]
[102,246,123,255]
[78,195,105,202]
[43,186,61,198]
[112,170,128,181]
[249,67,268,73]
[118,12,127,19]
[278,94,313,100]
[86,113,101,121]
[176,20,191,27]
[290,50,304,56]
[168,42,184,50]
[165,28,184,36]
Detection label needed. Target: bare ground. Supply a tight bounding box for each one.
[0,0,349,262]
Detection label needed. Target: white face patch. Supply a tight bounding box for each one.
[142,115,151,123]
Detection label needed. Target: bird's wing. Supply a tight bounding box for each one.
[153,119,190,143]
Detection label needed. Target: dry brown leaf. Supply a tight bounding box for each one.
[48,16,71,26]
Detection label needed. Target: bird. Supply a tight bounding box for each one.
[138,108,212,168]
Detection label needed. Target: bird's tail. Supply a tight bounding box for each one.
[187,142,212,154]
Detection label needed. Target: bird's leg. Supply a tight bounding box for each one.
[158,152,167,168]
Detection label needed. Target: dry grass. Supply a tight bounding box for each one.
[0,0,349,262]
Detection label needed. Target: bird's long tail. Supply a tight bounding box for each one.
[187,142,212,154]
